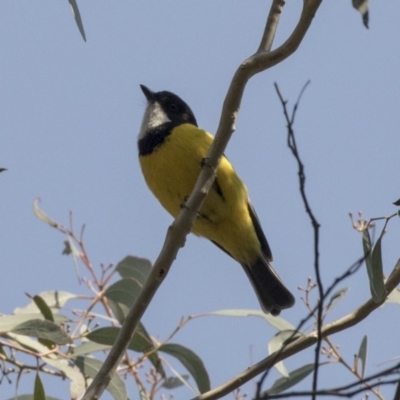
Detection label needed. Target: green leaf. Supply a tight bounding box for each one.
[268,330,303,377]
[33,198,58,228]
[74,356,127,400]
[362,229,385,303]
[14,291,79,314]
[325,287,349,312]
[115,255,152,283]
[11,319,71,345]
[6,332,51,354]
[106,299,129,324]
[370,232,386,302]
[86,325,164,376]
[44,356,85,399]
[33,295,54,322]
[264,363,315,395]
[162,375,190,389]
[159,343,210,393]
[71,341,111,356]
[357,335,368,378]
[105,258,152,323]
[0,314,67,333]
[205,309,295,331]
[34,373,46,400]
[352,0,369,28]
[69,0,86,42]
[7,396,61,400]
[105,278,143,323]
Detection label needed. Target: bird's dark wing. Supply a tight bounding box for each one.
[247,202,273,261]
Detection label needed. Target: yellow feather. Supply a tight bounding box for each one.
[139,123,260,265]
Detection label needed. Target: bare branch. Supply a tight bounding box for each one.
[190,260,400,400]
[257,0,286,52]
[273,81,323,400]
[81,1,323,398]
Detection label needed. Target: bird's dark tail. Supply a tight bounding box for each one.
[242,256,295,316]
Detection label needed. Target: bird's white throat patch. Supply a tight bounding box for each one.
[138,102,171,139]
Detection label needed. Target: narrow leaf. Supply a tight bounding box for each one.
[325,287,349,312]
[34,373,46,400]
[71,341,111,357]
[357,335,368,378]
[205,309,295,331]
[33,295,54,322]
[11,319,71,345]
[74,356,127,400]
[162,375,190,389]
[268,330,303,377]
[44,356,86,399]
[105,277,149,324]
[159,343,210,393]
[370,232,386,302]
[33,198,58,228]
[15,291,79,314]
[264,363,315,395]
[115,255,152,284]
[6,332,52,354]
[69,0,86,41]
[362,228,385,302]
[0,314,68,332]
[86,324,164,376]
[6,396,61,400]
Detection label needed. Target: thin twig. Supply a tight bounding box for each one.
[257,0,286,52]
[81,1,324,398]
[191,255,400,400]
[274,81,324,399]
[261,361,400,398]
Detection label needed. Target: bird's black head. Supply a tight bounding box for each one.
[140,85,198,127]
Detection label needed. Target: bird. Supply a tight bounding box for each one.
[137,85,295,315]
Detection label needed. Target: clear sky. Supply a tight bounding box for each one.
[1,2,400,399]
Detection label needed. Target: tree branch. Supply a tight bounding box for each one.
[81,1,323,398]
[191,259,400,400]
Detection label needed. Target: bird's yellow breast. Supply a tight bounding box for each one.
[139,123,261,265]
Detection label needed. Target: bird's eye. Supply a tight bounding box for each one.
[169,103,178,113]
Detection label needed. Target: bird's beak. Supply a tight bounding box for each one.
[140,85,156,103]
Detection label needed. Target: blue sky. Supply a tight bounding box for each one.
[1,2,400,399]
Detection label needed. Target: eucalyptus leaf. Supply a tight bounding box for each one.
[268,330,303,377]
[205,309,295,331]
[72,341,111,357]
[357,335,368,378]
[115,255,152,284]
[325,287,349,312]
[15,291,78,314]
[69,0,86,41]
[162,375,190,389]
[33,295,54,322]
[362,229,385,303]
[44,356,85,399]
[33,198,58,228]
[74,356,127,400]
[86,324,164,376]
[264,363,316,395]
[11,319,71,345]
[1,313,68,333]
[159,343,210,393]
[34,373,46,400]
